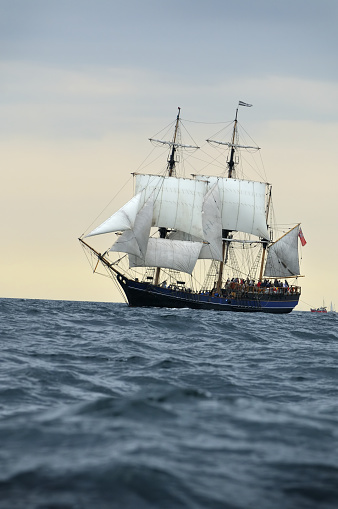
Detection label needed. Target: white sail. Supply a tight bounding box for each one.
[86,193,141,237]
[199,183,223,261]
[110,198,153,258]
[166,184,223,261]
[135,174,207,239]
[264,225,300,278]
[195,176,269,240]
[129,238,203,274]
[167,230,195,241]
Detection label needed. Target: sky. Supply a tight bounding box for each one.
[1,0,338,311]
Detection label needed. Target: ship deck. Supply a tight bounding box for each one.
[116,276,300,314]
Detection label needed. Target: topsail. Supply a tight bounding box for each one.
[135,174,207,239]
[195,176,269,240]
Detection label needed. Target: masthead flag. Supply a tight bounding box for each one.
[239,101,252,107]
[298,228,307,246]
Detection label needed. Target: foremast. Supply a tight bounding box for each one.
[154,107,181,285]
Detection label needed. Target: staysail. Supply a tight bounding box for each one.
[110,198,153,258]
[85,192,142,237]
[264,225,301,277]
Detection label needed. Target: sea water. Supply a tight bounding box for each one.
[1,298,338,509]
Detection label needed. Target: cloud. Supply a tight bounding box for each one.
[1,58,337,145]
[0,61,138,101]
[2,0,337,83]
[0,62,150,138]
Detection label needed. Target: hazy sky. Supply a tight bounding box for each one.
[1,0,338,310]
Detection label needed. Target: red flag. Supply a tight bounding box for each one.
[298,228,307,246]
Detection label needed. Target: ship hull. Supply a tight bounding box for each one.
[116,275,299,314]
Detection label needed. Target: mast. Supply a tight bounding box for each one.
[215,108,238,292]
[167,107,181,178]
[258,186,272,281]
[227,107,238,179]
[154,107,181,285]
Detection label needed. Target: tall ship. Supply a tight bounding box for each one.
[80,103,305,313]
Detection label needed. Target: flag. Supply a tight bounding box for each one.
[239,101,252,107]
[298,228,307,246]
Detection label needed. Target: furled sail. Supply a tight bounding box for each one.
[86,193,142,237]
[135,174,207,239]
[264,225,300,277]
[129,238,203,274]
[110,198,153,258]
[195,176,269,240]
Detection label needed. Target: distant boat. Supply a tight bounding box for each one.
[80,104,305,314]
[311,299,327,313]
[310,306,327,314]
[329,302,336,314]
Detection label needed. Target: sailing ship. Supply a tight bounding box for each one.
[79,104,304,313]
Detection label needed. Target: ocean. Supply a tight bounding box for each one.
[1,298,338,509]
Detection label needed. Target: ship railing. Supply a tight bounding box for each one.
[157,280,301,298]
[221,283,301,298]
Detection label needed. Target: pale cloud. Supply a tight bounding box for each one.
[0,61,139,101]
[2,61,337,143]
[0,62,152,138]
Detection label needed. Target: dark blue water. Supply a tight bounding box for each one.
[1,298,338,509]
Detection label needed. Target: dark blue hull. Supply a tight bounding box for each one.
[117,275,299,314]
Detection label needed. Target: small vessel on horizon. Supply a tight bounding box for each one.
[310,306,328,314]
[80,103,305,313]
[310,299,334,313]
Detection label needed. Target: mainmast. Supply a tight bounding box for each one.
[215,108,238,292]
[207,103,262,293]
[258,186,272,281]
[167,107,181,177]
[227,107,238,178]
